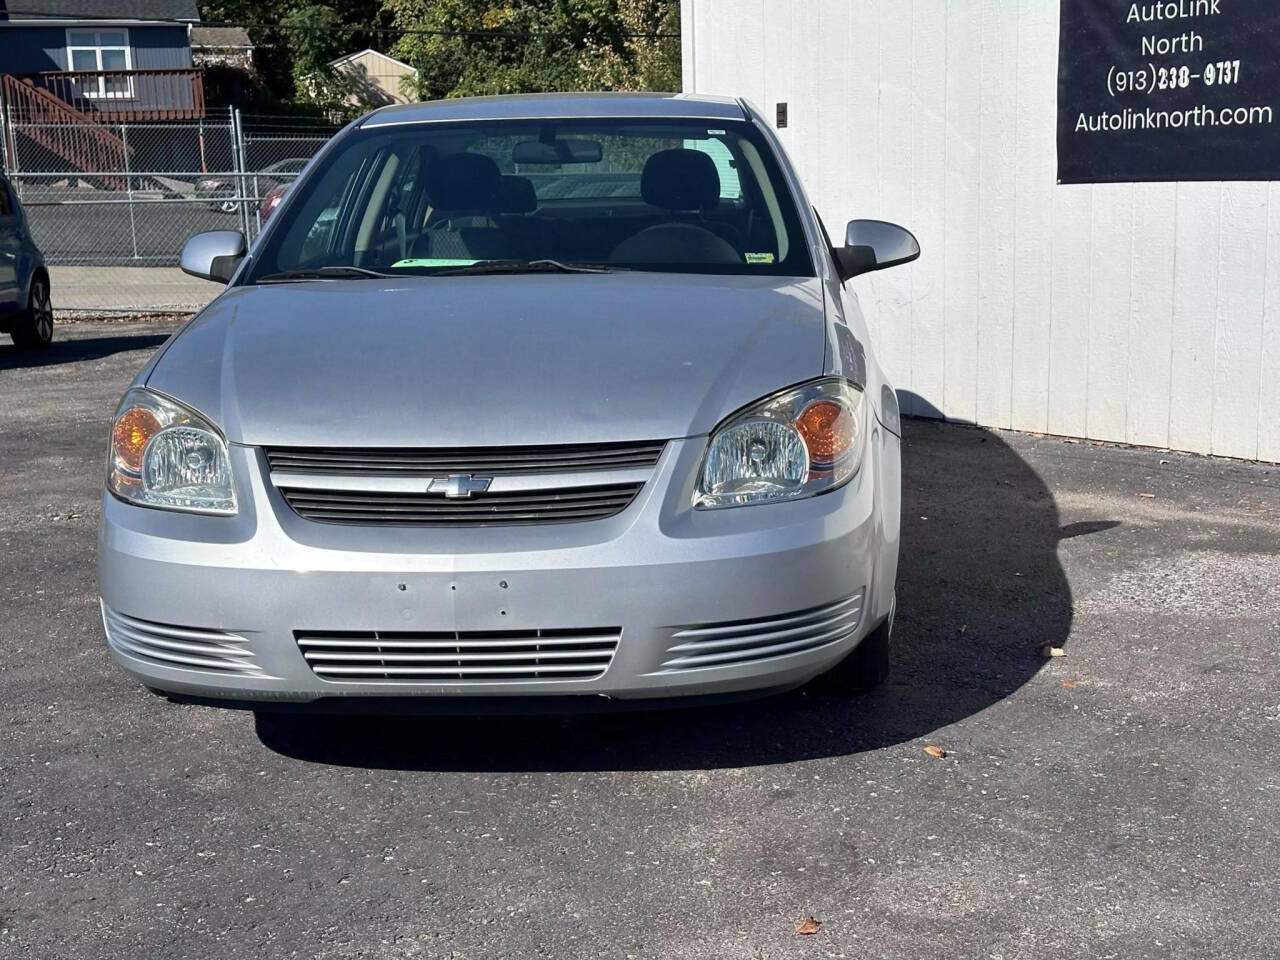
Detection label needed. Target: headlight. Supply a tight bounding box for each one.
[107,388,236,515]
[695,378,866,509]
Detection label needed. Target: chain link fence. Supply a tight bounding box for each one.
[0,108,340,314]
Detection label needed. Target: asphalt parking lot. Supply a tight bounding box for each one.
[3,322,1278,959]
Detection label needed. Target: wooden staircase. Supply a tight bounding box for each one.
[1,75,133,189]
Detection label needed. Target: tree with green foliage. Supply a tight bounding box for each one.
[199,0,680,110]
[199,1,396,110]
[576,0,681,93]
[383,0,680,101]
[278,5,358,114]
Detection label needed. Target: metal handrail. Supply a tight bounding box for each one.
[10,68,205,121]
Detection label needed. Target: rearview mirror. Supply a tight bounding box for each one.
[833,219,920,282]
[512,139,603,165]
[180,230,246,284]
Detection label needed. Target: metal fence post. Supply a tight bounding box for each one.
[0,82,9,176]
[122,122,140,261]
[230,107,239,233]
[1,92,19,182]
[232,107,252,239]
[198,117,207,174]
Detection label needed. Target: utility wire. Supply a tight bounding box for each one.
[0,9,679,39]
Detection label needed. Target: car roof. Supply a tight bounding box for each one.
[360,92,747,127]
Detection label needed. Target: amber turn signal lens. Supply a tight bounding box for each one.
[112,407,162,473]
[795,399,855,466]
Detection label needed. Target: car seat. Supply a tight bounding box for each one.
[610,148,743,264]
[414,153,512,260]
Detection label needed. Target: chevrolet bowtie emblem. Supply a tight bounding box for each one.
[429,474,493,499]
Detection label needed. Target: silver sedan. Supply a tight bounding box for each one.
[98,93,918,710]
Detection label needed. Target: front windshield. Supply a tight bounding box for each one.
[246,117,815,281]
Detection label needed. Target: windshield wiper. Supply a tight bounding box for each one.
[256,265,395,283]
[433,259,617,277]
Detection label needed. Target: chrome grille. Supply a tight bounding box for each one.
[265,441,666,476]
[102,604,264,676]
[278,482,643,526]
[660,592,865,671]
[296,628,621,681]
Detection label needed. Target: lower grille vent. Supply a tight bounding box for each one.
[295,627,621,682]
[661,592,864,671]
[102,604,263,676]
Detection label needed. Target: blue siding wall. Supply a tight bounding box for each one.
[0,26,67,72]
[131,26,194,69]
[0,24,192,74]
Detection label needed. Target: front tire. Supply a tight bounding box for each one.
[814,605,893,695]
[10,274,53,349]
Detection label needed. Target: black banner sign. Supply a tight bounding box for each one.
[1058,1,1280,183]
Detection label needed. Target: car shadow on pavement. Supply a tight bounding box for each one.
[0,332,171,370]
[254,419,1119,771]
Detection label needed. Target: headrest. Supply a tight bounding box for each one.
[499,175,537,215]
[641,148,721,212]
[426,152,501,211]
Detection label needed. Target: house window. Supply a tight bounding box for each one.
[66,29,133,98]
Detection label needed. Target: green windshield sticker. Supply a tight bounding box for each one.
[391,258,481,268]
[745,252,775,264]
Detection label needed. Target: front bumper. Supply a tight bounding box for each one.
[98,433,900,705]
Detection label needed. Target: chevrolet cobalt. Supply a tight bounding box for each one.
[98,93,917,709]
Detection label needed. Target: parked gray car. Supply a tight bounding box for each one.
[98,93,918,709]
[195,157,310,214]
[0,173,53,350]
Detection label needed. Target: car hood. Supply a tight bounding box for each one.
[145,273,827,447]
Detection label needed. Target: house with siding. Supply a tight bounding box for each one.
[328,49,418,108]
[0,0,205,178]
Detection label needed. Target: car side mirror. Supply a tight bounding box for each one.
[833,219,920,282]
[180,230,246,284]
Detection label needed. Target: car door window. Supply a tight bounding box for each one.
[0,179,17,303]
[280,149,376,265]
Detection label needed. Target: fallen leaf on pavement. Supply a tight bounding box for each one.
[923,745,947,759]
[1062,679,1078,689]
[795,917,821,935]
[1042,645,1066,658]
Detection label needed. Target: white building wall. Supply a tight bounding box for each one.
[681,0,1280,461]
